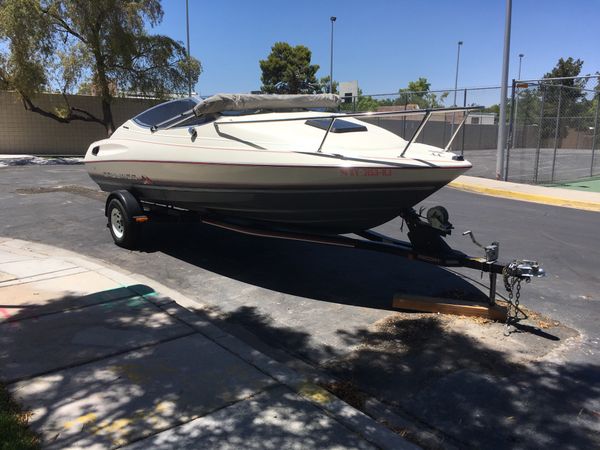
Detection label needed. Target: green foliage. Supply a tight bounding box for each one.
[543,57,585,86]
[353,92,380,111]
[0,0,202,134]
[482,104,500,115]
[354,96,379,111]
[514,90,539,125]
[337,88,383,112]
[540,57,586,138]
[259,42,320,94]
[0,0,51,96]
[339,77,448,112]
[588,72,600,124]
[315,76,338,94]
[338,78,449,112]
[542,57,586,110]
[0,383,40,450]
[406,77,431,93]
[397,77,448,108]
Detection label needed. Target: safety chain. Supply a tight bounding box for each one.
[503,262,526,333]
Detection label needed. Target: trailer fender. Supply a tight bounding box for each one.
[105,190,144,218]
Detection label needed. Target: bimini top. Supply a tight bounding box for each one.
[193,93,341,116]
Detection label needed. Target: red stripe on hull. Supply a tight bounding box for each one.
[85,159,471,170]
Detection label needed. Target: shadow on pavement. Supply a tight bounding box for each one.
[327,314,598,449]
[122,221,600,448]
[2,287,369,449]
[188,304,599,450]
[1,280,598,449]
[125,222,600,449]
[138,221,490,310]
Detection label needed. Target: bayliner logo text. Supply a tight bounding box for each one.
[102,172,153,184]
[340,168,392,176]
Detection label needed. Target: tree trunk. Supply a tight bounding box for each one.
[92,47,115,136]
[101,97,114,136]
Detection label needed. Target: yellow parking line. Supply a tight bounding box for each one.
[449,181,600,212]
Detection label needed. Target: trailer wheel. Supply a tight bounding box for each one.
[107,198,139,249]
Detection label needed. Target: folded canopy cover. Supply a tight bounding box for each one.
[193,93,341,116]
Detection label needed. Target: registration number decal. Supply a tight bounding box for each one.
[340,168,392,176]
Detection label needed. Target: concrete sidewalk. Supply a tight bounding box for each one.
[0,238,416,450]
[450,175,600,212]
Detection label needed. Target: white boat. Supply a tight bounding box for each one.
[84,94,475,233]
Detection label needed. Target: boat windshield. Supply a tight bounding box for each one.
[133,98,199,128]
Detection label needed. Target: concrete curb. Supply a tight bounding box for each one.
[449,176,600,212]
[152,301,418,450]
[1,238,418,450]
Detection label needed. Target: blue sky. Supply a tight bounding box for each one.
[155,0,599,101]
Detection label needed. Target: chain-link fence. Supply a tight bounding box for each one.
[347,87,502,179]
[350,77,600,184]
[506,77,600,184]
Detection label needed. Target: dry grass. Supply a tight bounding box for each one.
[520,307,560,329]
[318,379,367,410]
[456,314,494,325]
[380,421,413,438]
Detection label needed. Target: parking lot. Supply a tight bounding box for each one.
[1,164,599,449]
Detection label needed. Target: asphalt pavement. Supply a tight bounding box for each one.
[1,164,599,449]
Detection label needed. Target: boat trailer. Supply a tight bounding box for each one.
[193,205,545,322]
[106,190,545,324]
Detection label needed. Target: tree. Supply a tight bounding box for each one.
[0,0,201,135]
[355,94,380,112]
[259,42,319,94]
[338,88,380,112]
[588,72,600,123]
[514,89,539,125]
[482,104,500,115]
[540,57,586,139]
[397,77,448,108]
[542,57,586,115]
[543,57,585,88]
[315,76,338,94]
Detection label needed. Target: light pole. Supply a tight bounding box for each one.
[496,0,512,180]
[186,0,192,97]
[329,16,336,94]
[450,41,463,136]
[518,53,524,80]
[453,41,463,106]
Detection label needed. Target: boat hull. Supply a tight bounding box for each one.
[87,160,467,233]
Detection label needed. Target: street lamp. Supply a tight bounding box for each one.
[329,16,337,94]
[518,53,524,80]
[450,41,463,136]
[496,0,512,180]
[185,0,192,96]
[453,41,463,106]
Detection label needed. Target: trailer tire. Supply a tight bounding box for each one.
[107,198,139,249]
